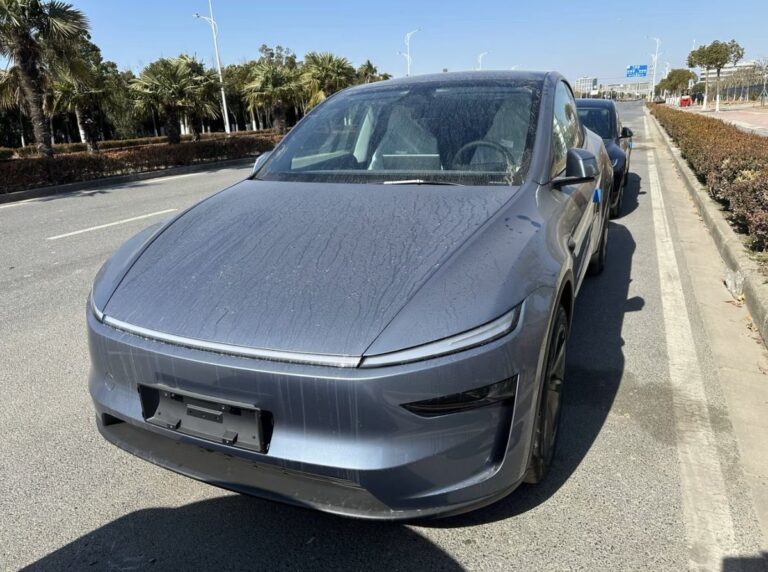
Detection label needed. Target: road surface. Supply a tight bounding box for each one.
[1,103,767,571]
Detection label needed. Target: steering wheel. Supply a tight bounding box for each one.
[451,140,515,170]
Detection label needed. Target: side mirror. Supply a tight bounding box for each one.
[552,148,599,188]
[252,150,272,174]
[620,127,633,138]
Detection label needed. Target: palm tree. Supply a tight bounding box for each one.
[0,65,27,146]
[131,56,219,144]
[0,0,88,156]
[244,59,299,134]
[301,52,355,108]
[357,60,378,84]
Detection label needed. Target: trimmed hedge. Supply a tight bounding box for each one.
[1,133,281,195]
[0,147,14,160]
[13,130,278,158]
[650,104,768,251]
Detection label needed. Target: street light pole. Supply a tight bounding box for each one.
[399,29,420,77]
[477,51,488,71]
[648,37,661,100]
[193,0,231,134]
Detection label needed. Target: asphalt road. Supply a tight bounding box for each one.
[1,102,767,571]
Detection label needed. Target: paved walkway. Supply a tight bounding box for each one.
[684,103,768,136]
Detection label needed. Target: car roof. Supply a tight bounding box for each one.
[344,70,550,93]
[575,98,616,110]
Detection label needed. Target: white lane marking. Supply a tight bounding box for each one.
[644,115,737,568]
[46,208,177,240]
[137,172,206,184]
[0,197,43,210]
[1,172,208,211]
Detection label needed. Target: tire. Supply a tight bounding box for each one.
[524,305,569,484]
[587,214,608,276]
[609,184,623,219]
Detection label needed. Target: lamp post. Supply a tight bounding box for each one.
[477,51,488,71]
[648,36,661,100]
[398,29,420,77]
[193,0,231,134]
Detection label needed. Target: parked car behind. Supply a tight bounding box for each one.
[88,71,612,520]
[576,98,633,217]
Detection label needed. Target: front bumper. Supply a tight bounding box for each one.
[88,288,553,520]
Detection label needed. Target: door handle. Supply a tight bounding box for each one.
[567,235,576,252]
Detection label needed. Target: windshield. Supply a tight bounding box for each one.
[254,79,542,186]
[576,106,614,139]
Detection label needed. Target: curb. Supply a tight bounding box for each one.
[0,156,255,205]
[646,109,768,346]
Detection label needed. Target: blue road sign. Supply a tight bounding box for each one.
[626,65,648,78]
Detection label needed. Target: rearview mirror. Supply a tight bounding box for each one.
[552,148,599,188]
[620,127,633,138]
[252,150,272,174]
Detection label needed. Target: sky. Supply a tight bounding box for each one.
[70,0,768,83]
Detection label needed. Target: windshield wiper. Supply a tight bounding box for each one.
[381,179,464,186]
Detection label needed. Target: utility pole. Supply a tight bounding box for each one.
[477,51,488,71]
[398,29,420,77]
[193,0,231,134]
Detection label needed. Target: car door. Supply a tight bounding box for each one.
[551,81,595,288]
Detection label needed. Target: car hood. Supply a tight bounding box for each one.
[103,179,512,357]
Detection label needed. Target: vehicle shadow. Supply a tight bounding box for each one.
[616,171,642,218]
[431,180,642,527]
[24,495,462,571]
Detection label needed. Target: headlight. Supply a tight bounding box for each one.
[89,290,104,322]
[402,376,518,417]
[360,303,522,368]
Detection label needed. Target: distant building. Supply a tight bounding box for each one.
[599,81,651,98]
[697,60,757,82]
[574,76,598,96]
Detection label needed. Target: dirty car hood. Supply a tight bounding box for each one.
[103,179,512,357]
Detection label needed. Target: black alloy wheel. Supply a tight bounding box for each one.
[524,305,569,484]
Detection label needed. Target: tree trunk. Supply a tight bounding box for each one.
[273,101,287,135]
[250,108,257,131]
[15,46,54,157]
[151,110,159,137]
[703,68,710,111]
[164,105,181,144]
[19,107,26,148]
[75,107,88,145]
[715,70,721,112]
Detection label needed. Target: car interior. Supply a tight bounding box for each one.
[277,86,538,180]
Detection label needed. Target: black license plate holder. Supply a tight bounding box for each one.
[138,386,265,453]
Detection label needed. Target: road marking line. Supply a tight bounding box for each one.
[644,115,737,568]
[0,197,43,210]
[46,208,177,240]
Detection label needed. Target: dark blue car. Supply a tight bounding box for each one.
[576,99,633,217]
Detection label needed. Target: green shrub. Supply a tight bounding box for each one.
[0,147,14,160]
[650,105,768,251]
[13,129,279,157]
[0,133,281,195]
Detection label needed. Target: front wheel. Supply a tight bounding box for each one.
[524,305,569,484]
[587,213,608,276]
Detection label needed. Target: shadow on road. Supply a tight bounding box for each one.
[617,172,642,218]
[24,495,462,571]
[721,552,768,572]
[432,175,642,527]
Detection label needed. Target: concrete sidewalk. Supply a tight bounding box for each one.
[684,103,768,136]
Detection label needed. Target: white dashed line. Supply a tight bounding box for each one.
[46,208,177,240]
[644,114,737,569]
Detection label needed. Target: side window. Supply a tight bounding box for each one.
[551,82,582,177]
